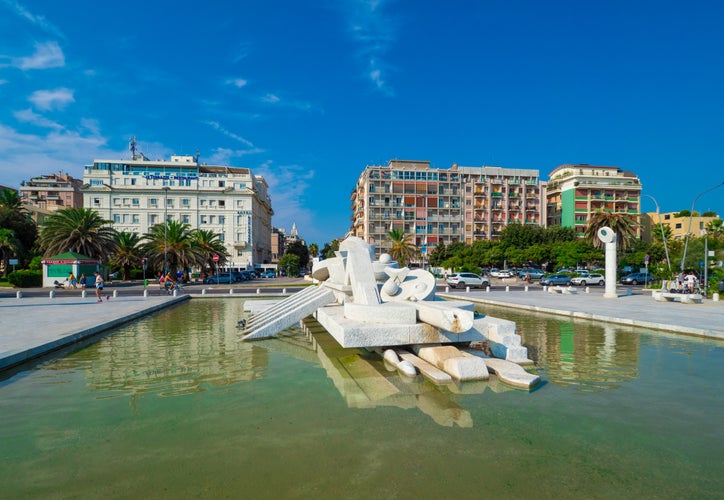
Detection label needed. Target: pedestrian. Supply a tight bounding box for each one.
[93,272,105,302]
[79,273,87,291]
[68,272,77,289]
[165,272,177,294]
[686,271,697,293]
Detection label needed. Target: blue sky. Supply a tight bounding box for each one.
[1,0,723,246]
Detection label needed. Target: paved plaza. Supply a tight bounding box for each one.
[1,283,722,373]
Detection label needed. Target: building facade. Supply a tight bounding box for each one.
[20,172,83,212]
[545,164,641,236]
[82,155,273,267]
[458,165,544,243]
[641,211,720,241]
[349,160,547,257]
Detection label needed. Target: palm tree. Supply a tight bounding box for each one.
[112,231,142,280]
[308,243,319,259]
[705,219,723,240]
[0,228,21,277]
[191,229,228,277]
[140,220,205,278]
[387,229,419,267]
[38,207,118,259]
[584,212,638,251]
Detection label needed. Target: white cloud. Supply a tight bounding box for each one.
[28,87,74,110]
[261,93,280,104]
[13,108,63,130]
[342,0,396,95]
[0,0,65,38]
[203,120,256,148]
[14,41,65,70]
[226,78,248,88]
[254,161,316,233]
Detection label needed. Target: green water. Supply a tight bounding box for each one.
[1,299,722,499]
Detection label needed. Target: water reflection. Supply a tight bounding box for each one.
[478,306,640,392]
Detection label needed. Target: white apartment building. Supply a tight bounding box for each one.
[82,154,273,267]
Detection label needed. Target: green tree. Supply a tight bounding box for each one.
[387,229,419,267]
[584,213,638,251]
[0,190,36,268]
[0,189,24,212]
[321,239,340,259]
[0,228,21,277]
[38,208,118,260]
[285,240,310,270]
[141,221,206,277]
[191,229,228,277]
[111,231,141,280]
[278,253,300,277]
[308,243,319,259]
[705,219,723,239]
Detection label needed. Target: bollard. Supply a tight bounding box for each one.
[82,290,87,298]
[543,285,547,292]
[202,288,207,295]
[524,285,528,292]
[49,290,55,299]
[16,290,22,299]
[256,288,261,295]
[143,289,149,298]
[486,286,490,293]
[229,288,234,295]
[113,290,118,298]
[585,286,590,294]
[173,289,178,297]
[282,288,287,294]
[505,285,509,292]
[466,286,470,293]
[712,292,719,302]
[445,286,449,293]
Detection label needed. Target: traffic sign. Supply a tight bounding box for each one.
[644,254,649,264]
[213,254,219,263]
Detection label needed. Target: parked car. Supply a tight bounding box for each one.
[496,269,515,279]
[238,270,255,281]
[489,268,500,278]
[518,269,545,280]
[540,273,572,286]
[261,270,276,278]
[204,274,235,284]
[446,272,490,289]
[571,273,605,286]
[620,272,654,285]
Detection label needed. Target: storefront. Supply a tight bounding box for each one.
[41,252,102,288]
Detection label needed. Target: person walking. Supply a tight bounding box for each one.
[93,272,105,302]
[79,273,87,291]
[68,272,77,289]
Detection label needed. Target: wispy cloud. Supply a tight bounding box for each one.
[28,87,74,110]
[254,161,316,232]
[343,0,396,95]
[0,0,65,38]
[203,120,256,148]
[259,92,313,111]
[225,78,248,88]
[261,93,280,104]
[205,146,265,166]
[13,108,63,130]
[231,42,252,64]
[14,41,65,70]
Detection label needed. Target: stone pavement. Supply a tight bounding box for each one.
[439,287,724,340]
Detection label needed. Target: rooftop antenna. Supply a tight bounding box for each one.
[194,149,200,163]
[129,136,138,160]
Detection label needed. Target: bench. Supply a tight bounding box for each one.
[652,291,703,304]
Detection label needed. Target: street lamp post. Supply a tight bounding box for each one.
[642,194,671,274]
[162,186,170,275]
[681,181,724,271]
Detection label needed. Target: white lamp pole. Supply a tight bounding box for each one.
[162,186,170,274]
[681,181,723,271]
[642,194,671,274]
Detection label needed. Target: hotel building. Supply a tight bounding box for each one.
[545,164,641,236]
[349,160,546,257]
[82,154,273,267]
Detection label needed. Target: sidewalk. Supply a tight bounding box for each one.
[439,287,724,340]
[0,293,190,371]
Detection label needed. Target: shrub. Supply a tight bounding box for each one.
[8,269,42,288]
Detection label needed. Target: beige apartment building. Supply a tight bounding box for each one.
[82,154,273,268]
[641,212,720,241]
[349,160,546,258]
[458,165,544,243]
[20,172,83,212]
[546,164,641,236]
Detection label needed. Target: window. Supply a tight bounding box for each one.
[219,200,225,207]
[150,214,158,224]
[209,215,215,224]
[219,215,225,225]
[113,198,121,206]
[675,223,682,229]
[132,198,139,206]
[114,214,121,223]
[182,198,190,206]
[150,198,158,206]
[132,214,139,223]
[201,216,207,224]
[181,214,190,223]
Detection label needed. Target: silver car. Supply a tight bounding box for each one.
[446,272,490,289]
[571,273,605,286]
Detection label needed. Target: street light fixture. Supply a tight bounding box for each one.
[680,181,724,271]
[162,186,170,275]
[642,194,671,274]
